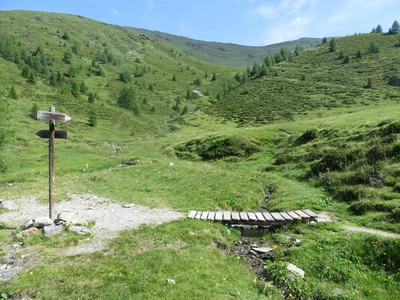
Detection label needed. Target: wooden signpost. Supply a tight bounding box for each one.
[36,106,71,219]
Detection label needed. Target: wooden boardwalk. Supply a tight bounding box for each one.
[188,209,317,226]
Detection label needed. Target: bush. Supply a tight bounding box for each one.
[174,135,260,161]
[333,185,365,202]
[294,129,317,146]
[310,149,348,175]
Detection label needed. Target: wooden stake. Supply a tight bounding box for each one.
[49,106,55,219]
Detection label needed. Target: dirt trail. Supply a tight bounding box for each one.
[0,194,184,283]
[343,225,399,238]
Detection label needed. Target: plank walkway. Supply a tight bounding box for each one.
[188,209,317,225]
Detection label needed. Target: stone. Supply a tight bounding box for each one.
[56,212,87,226]
[167,278,176,284]
[24,217,53,229]
[17,227,40,238]
[169,162,174,166]
[43,224,64,237]
[69,226,91,235]
[122,204,135,208]
[287,263,305,278]
[293,239,302,246]
[252,247,274,254]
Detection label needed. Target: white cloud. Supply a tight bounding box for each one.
[147,0,154,10]
[279,0,311,14]
[111,9,119,16]
[262,16,311,45]
[254,5,277,20]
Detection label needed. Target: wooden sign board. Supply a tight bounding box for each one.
[36,130,68,139]
[36,111,71,122]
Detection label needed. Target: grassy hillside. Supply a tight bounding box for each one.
[135,28,322,69]
[0,10,400,299]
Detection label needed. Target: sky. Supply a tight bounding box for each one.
[1,0,400,46]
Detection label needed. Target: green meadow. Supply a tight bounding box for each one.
[0,10,400,299]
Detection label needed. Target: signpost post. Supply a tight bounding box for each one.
[36,106,71,219]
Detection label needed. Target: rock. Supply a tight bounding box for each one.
[293,239,302,246]
[332,288,343,297]
[252,247,274,254]
[122,204,135,208]
[24,217,53,229]
[43,224,64,237]
[56,212,87,226]
[316,215,332,223]
[17,227,40,238]
[169,162,174,166]
[69,226,91,235]
[167,278,176,284]
[287,263,305,278]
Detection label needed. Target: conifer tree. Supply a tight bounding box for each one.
[9,85,17,100]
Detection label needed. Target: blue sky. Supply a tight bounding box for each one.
[1,0,399,46]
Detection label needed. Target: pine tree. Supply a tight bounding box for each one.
[118,86,140,115]
[27,73,36,85]
[251,62,260,76]
[29,103,38,119]
[329,38,337,52]
[390,20,400,34]
[181,105,188,115]
[88,109,98,127]
[8,85,18,100]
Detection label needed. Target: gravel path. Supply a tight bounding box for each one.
[0,194,184,282]
[343,225,400,238]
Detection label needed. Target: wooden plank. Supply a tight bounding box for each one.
[208,211,215,221]
[232,212,240,221]
[270,212,285,221]
[201,211,209,220]
[195,211,202,219]
[280,212,293,221]
[215,211,223,221]
[262,212,275,222]
[302,209,318,218]
[188,211,197,218]
[37,111,71,122]
[295,210,310,219]
[287,211,301,220]
[247,212,257,221]
[239,212,249,221]
[36,130,68,139]
[223,211,231,221]
[255,212,265,222]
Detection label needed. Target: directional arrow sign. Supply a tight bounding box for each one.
[36,130,68,139]
[36,111,71,122]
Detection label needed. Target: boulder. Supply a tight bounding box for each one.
[17,227,40,238]
[24,217,53,229]
[287,263,305,278]
[43,224,64,237]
